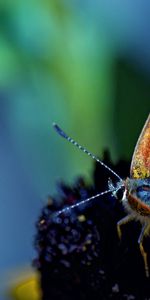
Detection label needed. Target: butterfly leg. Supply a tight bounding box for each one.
[117,214,134,240]
[138,224,150,277]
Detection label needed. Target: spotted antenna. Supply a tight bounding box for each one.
[53,188,116,218]
[52,123,124,215]
[53,123,123,182]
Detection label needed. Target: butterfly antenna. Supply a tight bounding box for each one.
[53,188,114,218]
[53,123,123,182]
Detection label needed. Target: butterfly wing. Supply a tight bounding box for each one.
[130,113,150,179]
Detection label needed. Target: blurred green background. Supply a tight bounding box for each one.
[0,0,149,298]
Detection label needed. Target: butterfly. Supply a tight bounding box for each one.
[53,113,150,277]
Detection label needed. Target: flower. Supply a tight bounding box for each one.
[34,151,150,299]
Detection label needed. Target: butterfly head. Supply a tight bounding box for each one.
[125,177,150,206]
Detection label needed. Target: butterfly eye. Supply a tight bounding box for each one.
[137,185,150,192]
[136,185,150,204]
[136,185,150,192]
[142,185,150,192]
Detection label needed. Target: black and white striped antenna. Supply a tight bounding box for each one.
[53,123,122,181]
[52,123,124,215]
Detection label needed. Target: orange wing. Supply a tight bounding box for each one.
[130,113,150,179]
